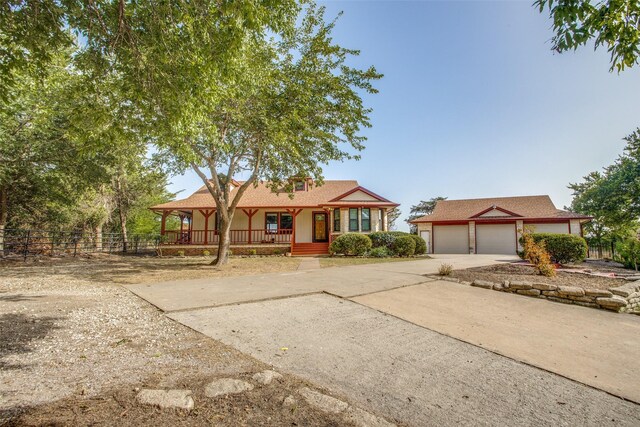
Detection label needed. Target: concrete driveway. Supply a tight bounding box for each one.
[126,255,640,425]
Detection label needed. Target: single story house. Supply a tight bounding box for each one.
[151,178,398,255]
[409,195,591,255]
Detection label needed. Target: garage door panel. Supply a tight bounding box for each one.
[476,224,516,254]
[433,225,468,254]
[526,223,569,234]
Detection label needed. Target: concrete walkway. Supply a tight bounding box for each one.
[126,255,640,425]
[353,280,640,403]
[126,255,510,312]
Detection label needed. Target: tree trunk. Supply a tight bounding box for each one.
[213,215,232,266]
[95,224,103,252]
[115,175,128,252]
[0,186,7,255]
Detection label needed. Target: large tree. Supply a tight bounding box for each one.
[535,0,640,71]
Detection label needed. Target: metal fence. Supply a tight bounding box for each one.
[0,229,162,259]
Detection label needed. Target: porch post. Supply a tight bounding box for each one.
[179,215,185,235]
[286,209,303,246]
[242,209,258,244]
[199,209,214,245]
[160,210,171,236]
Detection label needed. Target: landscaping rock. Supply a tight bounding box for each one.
[471,279,494,289]
[509,281,533,290]
[252,370,283,385]
[610,283,638,298]
[345,406,396,427]
[136,389,194,411]
[283,395,297,407]
[557,286,585,297]
[568,296,596,303]
[596,296,628,310]
[532,283,557,291]
[298,388,348,414]
[492,283,504,291]
[542,290,558,297]
[205,378,254,398]
[584,289,613,297]
[623,276,640,281]
[516,289,541,297]
[547,296,573,305]
[502,280,510,287]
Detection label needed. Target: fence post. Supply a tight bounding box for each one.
[108,234,114,254]
[73,235,78,257]
[23,230,31,261]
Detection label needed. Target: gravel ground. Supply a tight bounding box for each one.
[0,256,354,426]
[451,262,627,291]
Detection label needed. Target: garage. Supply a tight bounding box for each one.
[433,225,468,254]
[476,223,516,254]
[526,223,569,234]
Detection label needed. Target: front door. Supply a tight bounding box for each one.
[313,212,328,242]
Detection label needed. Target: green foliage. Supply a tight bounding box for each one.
[438,263,453,276]
[202,250,211,256]
[522,234,556,277]
[569,129,640,244]
[367,246,391,258]
[249,249,257,256]
[177,250,185,257]
[369,232,396,249]
[386,207,401,230]
[409,234,427,255]
[392,235,416,257]
[535,0,640,71]
[523,233,588,264]
[406,197,447,233]
[329,233,372,256]
[617,237,640,271]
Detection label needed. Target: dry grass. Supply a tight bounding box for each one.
[0,255,302,285]
[319,256,420,268]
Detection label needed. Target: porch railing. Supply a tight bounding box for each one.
[163,229,293,245]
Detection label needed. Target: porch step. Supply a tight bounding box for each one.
[291,242,330,256]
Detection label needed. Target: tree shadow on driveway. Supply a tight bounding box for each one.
[0,312,61,370]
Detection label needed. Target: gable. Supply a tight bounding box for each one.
[478,208,513,217]
[340,190,381,202]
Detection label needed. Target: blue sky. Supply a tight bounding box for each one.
[167,1,640,231]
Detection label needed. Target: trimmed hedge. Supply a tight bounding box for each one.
[409,234,427,255]
[522,233,587,264]
[393,235,416,257]
[368,246,391,258]
[329,233,372,256]
[368,231,396,250]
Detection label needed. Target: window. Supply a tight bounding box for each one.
[333,208,340,232]
[266,213,279,233]
[280,213,293,230]
[266,212,293,233]
[294,180,305,191]
[361,208,371,231]
[349,208,359,231]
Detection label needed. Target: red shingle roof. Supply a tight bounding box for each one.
[151,180,398,211]
[410,195,590,223]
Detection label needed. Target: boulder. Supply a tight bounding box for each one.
[509,281,533,290]
[298,388,349,414]
[596,296,628,310]
[584,289,613,297]
[136,389,194,411]
[471,280,494,289]
[532,283,557,291]
[252,370,283,385]
[516,289,541,297]
[557,286,585,297]
[205,378,254,398]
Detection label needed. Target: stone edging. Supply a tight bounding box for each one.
[434,276,640,314]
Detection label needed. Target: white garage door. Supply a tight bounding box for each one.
[476,224,516,254]
[433,225,468,254]
[526,223,569,234]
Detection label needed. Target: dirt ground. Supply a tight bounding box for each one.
[0,255,357,426]
[451,261,628,291]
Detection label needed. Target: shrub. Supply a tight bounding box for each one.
[617,237,640,271]
[522,234,556,277]
[329,233,372,256]
[438,263,453,276]
[177,250,185,257]
[409,234,427,255]
[202,250,211,256]
[392,235,416,257]
[249,249,257,256]
[368,231,397,249]
[522,233,587,264]
[368,246,391,258]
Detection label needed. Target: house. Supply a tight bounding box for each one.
[409,195,591,255]
[151,179,398,256]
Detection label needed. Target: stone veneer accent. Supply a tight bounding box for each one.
[438,276,640,314]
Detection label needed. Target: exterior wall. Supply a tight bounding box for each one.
[417,222,433,254]
[525,222,570,234]
[570,219,582,235]
[468,221,476,254]
[295,209,314,243]
[371,208,380,232]
[516,220,524,252]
